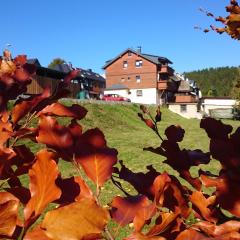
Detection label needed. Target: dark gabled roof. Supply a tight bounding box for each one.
[50,64,105,82]
[105,84,128,90]
[27,58,41,66]
[102,48,172,69]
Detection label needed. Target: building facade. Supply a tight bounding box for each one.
[103,48,176,104]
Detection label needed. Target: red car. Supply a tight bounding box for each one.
[102,94,131,102]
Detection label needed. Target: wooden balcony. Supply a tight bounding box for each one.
[175,95,196,103]
[159,65,174,76]
[157,80,177,91]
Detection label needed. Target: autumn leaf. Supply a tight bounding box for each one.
[36,115,73,157]
[24,226,51,240]
[146,209,180,237]
[55,176,94,204]
[12,87,51,125]
[0,192,19,237]
[124,232,166,240]
[24,149,61,225]
[76,128,118,187]
[39,102,87,120]
[175,229,209,240]
[190,191,217,223]
[41,199,109,240]
[111,195,150,226]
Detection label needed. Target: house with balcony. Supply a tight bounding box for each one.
[103,48,177,105]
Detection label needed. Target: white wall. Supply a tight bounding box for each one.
[104,88,158,104]
[168,103,201,119]
[201,98,236,115]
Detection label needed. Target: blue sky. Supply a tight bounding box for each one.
[1,0,239,74]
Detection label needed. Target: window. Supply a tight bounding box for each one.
[123,61,128,68]
[136,75,141,83]
[121,78,125,82]
[128,51,132,56]
[136,90,143,96]
[127,77,131,81]
[135,60,143,68]
[180,104,187,112]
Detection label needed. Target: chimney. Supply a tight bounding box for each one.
[137,46,142,53]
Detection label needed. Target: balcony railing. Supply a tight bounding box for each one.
[175,95,196,103]
[157,80,177,91]
[159,65,174,76]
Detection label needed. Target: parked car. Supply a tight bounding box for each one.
[102,94,131,102]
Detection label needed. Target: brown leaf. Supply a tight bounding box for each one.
[39,102,87,120]
[0,119,12,147]
[111,195,150,226]
[194,220,240,237]
[164,125,185,142]
[41,199,109,240]
[0,192,19,237]
[36,115,73,154]
[24,149,61,224]
[146,209,180,237]
[76,128,118,187]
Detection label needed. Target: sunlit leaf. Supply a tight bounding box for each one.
[0,192,19,237]
[76,128,118,187]
[39,102,87,120]
[41,199,109,240]
[24,149,61,224]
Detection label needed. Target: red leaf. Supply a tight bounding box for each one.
[0,192,19,237]
[36,115,73,153]
[111,195,150,226]
[175,229,209,240]
[39,102,87,120]
[124,233,166,240]
[76,128,118,187]
[24,149,61,225]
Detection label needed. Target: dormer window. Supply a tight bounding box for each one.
[135,60,143,68]
[123,61,128,69]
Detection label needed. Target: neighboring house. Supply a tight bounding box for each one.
[201,97,237,118]
[26,59,105,99]
[103,48,177,104]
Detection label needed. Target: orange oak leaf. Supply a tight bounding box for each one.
[41,199,109,240]
[12,87,51,125]
[76,128,118,187]
[0,192,19,237]
[111,195,150,226]
[190,191,217,223]
[24,149,61,224]
[39,102,87,120]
